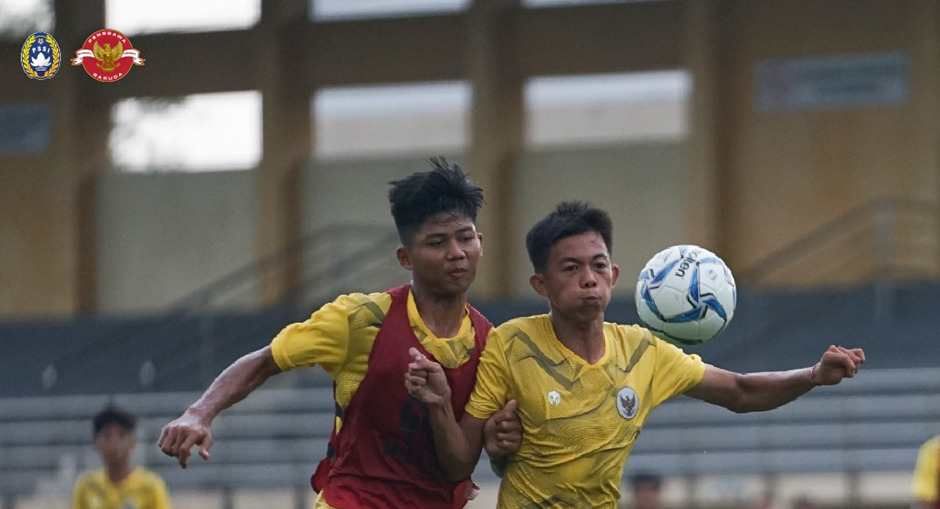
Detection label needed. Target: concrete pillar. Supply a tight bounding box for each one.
[256,0,312,304]
[467,0,523,298]
[682,0,728,254]
[0,0,108,315]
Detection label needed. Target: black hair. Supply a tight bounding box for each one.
[93,406,137,437]
[388,157,484,245]
[525,201,613,272]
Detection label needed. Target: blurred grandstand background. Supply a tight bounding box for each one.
[2,0,940,508]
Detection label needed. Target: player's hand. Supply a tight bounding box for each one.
[157,411,214,469]
[484,399,521,457]
[405,347,451,406]
[812,345,866,385]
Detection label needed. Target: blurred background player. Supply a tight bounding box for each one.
[405,201,866,508]
[72,407,171,509]
[158,159,521,509]
[913,434,940,509]
[627,471,663,509]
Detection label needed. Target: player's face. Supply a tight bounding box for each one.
[531,231,619,321]
[398,212,482,297]
[94,423,135,468]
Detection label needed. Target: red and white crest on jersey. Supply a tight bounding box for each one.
[71,29,144,83]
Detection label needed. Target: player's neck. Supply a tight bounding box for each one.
[411,284,467,338]
[549,312,606,363]
[104,462,133,484]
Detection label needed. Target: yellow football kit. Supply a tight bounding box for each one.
[465,315,705,508]
[71,467,170,509]
[913,435,940,504]
[270,289,478,509]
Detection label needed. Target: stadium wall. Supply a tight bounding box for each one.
[2,0,940,317]
[95,171,259,313]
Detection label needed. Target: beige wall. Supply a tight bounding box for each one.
[715,0,940,286]
[0,156,78,317]
[300,156,461,297]
[305,145,688,299]
[2,0,940,316]
[511,142,688,297]
[95,171,258,312]
[302,156,463,233]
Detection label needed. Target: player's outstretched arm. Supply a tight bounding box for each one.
[158,346,281,468]
[406,348,487,481]
[686,345,865,413]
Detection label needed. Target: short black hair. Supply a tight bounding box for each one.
[525,201,613,272]
[93,406,137,437]
[388,157,484,244]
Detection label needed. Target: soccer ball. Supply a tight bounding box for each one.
[635,245,736,345]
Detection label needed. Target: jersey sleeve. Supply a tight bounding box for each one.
[648,336,707,407]
[913,437,939,502]
[270,293,384,377]
[465,328,512,420]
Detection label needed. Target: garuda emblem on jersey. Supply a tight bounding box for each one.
[21,32,61,80]
[616,387,639,419]
[71,28,144,83]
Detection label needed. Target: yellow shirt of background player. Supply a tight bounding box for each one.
[72,468,170,509]
[465,315,705,509]
[270,289,478,509]
[913,435,940,503]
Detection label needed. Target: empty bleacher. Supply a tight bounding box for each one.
[1,283,939,503]
[1,368,938,500]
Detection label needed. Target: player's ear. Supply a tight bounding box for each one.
[610,263,621,287]
[529,273,547,297]
[477,231,484,256]
[397,246,413,271]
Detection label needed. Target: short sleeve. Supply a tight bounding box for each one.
[465,328,512,420]
[270,293,384,377]
[648,336,707,407]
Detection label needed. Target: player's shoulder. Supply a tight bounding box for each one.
[924,434,940,451]
[131,467,168,487]
[605,322,658,345]
[331,291,391,308]
[492,314,551,343]
[606,323,691,362]
[325,291,392,319]
[74,468,105,487]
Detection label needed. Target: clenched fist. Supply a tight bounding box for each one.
[157,411,214,468]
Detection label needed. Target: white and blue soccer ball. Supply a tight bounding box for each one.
[635,245,736,346]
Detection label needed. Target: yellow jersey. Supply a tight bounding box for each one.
[270,288,479,509]
[71,467,170,509]
[913,435,940,503]
[465,315,705,508]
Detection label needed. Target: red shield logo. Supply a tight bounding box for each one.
[71,29,144,83]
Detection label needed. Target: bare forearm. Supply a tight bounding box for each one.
[427,402,480,482]
[187,347,280,422]
[733,367,815,413]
